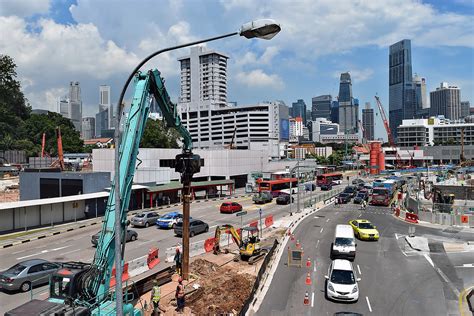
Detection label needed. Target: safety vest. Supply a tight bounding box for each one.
[152,286,161,303]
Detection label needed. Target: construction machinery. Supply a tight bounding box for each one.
[213,224,264,262]
[6,69,199,315]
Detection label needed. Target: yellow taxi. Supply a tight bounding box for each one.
[348,219,379,241]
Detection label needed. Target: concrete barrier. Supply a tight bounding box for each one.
[128,255,149,277]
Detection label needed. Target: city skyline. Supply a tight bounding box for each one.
[0,0,473,141]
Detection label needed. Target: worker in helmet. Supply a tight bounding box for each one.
[174,247,182,276]
[151,280,165,315]
[175,277,185,313]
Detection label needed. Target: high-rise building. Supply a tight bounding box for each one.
[338,72,357,133]
[289,117,304,142]
[291,99,307,122]
[68,82,82,132]
[312,95,332,121]
[82,117,95,140]
[362,102,375,141]
[461,101,470,119]
[99,85,113,129]
[58,96,69,117]
[389,39,413,141]
[305,110,311,124]
[178,46,228,109]
[430,82,461,120]
[330,100,339,123]
[413,74,428,110]
[95,110,109,138]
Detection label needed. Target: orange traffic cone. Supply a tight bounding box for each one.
[304,292,310,305]
[296,239,301,249]
[306,257,311,268]
[305,272,311,285]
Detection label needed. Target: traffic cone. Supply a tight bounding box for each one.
[296,240,301,249]
[306,257,311,268]
[291,234,295,241]
[305,272,311,285]
[304,292,310,305]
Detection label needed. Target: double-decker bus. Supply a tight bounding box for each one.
[258,178,298,197]
[316,172,343,187]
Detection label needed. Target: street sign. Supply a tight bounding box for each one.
[236,211,247,217]
[259,208,262,215]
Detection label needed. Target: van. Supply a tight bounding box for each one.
[330,224,356,261]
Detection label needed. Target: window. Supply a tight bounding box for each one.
[43,263,58,271]
[28,264,44,274]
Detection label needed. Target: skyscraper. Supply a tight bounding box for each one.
[99,85,113,129]
[430,82,461,120]
[312,95,332,121]
[68,82,82,132]
[461,101,471,119]
[291,99,307,122]
[389,39,413,140]
[338,72,357,133]
[330,100,339,124]
[413,74,427,110]
[82,117,95,140]
[362,102,375,141]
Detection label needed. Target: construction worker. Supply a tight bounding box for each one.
[360,199,367,210]
[150,280,164,316]
[174,247,182,276]
[175,277,185,313]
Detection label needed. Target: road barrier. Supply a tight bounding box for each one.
[147,248,160,269]
[394,207,400,217]
[405,212,419,224]
[128,255,149,278]
[249,221,258,228]
[110,262,129,287]
[265,215,274,228]
[204,237,215,253]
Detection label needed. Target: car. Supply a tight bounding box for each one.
[353,192,368,204]
[331,224,356,261]
[174,219,209,237]
[252,191,273,204]
[337,193,351,204]
[130,211,160,227]
[91,229,138,247]
[320,182,333,191]
[325,259,360,302]
[276,194,294,205]
[156,212,183,229]
[349,219,379,241]
[343,186,357,198]
[351,178,365,185]
[220,202,243,214]
[305,183,316,191]
[0,259,61,292]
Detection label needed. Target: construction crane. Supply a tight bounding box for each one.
[358,119,366,144]
[7,69,200,315]
[226,126,237,149]
[50,127,66,170]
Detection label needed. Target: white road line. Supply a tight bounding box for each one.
[366,296,373,312]
[458,263,474,268]
[320,227,324,233]
[326,218,330,222]
[358,213,362,218]
[314,265,317,272]
[16,245,70,260]
[394,233,400,240]
[357,264,362,275]
[311,292,315,307]
[423,254,435,268]
[316,240,320,249]
[61,249,81,256]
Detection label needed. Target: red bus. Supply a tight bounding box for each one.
[258,178,298,197]
[370,187,394,206]
[316,172,343,186]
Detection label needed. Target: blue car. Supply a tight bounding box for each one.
[156,212,184,229]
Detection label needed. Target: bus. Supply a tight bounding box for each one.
[370,186,395,206]
[258,178,298,197]
[316,172,343,187]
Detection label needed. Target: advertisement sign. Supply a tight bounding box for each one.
[280,119,289,141]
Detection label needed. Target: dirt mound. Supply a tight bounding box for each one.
[188,264,255,315]
[190,258,219,276]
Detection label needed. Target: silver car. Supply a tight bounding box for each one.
[131,211,160,228]
[174,219,209,237]
[0,259,61,292]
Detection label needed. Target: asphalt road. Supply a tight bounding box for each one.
[0,184,339,314]
[258,202,474,316]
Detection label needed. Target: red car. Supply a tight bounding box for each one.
[220,202,242,214]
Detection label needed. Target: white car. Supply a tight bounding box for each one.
[325,259,360,302]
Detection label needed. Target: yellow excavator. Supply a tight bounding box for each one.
[213,224,263,261]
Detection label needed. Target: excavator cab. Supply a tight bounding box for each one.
[239,226,261,260]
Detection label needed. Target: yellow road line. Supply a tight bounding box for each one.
[459,285,474,316]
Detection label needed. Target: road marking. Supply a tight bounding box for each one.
[311,292,315,307]
[16,245,70,260]
[316,240,320,249]
[320,228,324,233]
[314,265,317,272]
[326,218,330,222]
[456,263,474,268]
[366,296,373,312]
[357,264,362,275]
[395,233,400,240]
[358,213,362,218]
[423,254,435,268]
[61,249,81,256]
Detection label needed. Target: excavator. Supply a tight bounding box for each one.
[6,69,200,315]
[212,224,263,262]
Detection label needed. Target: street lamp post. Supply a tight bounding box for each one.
[112,19,280,306]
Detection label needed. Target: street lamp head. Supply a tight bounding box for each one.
[239,19,281,40]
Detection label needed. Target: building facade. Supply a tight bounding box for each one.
[81,117,95,140]
[430,82,461,120]
[330,100,339,124]
[95,109,109,138]
[289,117,304,142]
[308,118,338,142]
[99,85,113,129]
[291,99,307,122]
[362,102,375,141]
[68,82,82,132]
[178,46,228,108]
[461,101,471,119]
[389,39,413,140]
[397,117,474,147]
[338,72,358,134]
[312,95,332,121]
[413,74,428,110]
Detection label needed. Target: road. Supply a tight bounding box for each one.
[258,202,474,316]
[0,184,339,314]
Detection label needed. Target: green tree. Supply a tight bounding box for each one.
[140,118,180,148]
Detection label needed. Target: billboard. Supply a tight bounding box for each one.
[280,119,289,141]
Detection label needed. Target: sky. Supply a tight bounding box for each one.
[1,0,473,140]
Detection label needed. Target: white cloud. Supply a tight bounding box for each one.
[0,0,50,17]
[236,69,284,90]
[333,68,374,83]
